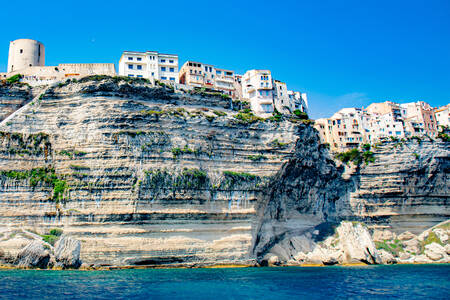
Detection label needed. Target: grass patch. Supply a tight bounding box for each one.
[247,154,267,161]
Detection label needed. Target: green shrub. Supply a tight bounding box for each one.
[213,110,227,117]
[49,228,63,236]
[336,149,375,166]
[437,132,449,142]
[41,235,58,246]
[247,154,267,161]
[6,74,22,84]
[234,112,264,125]
[293,110,308,120]
[269,139,289,149]
[362,144,371,151]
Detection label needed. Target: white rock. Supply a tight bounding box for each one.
[413,254,432,263]
[372,229,395,242]
[398,231,416,241]
[432,228,448,244]
[54,235,81,268]
[336,221,381,264]
[424,242,446,261]
[378,249,396,264]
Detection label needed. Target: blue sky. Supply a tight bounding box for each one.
[0,0,449,118]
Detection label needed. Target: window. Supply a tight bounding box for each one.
[137,65,142,70]
[151,72,154,76]
[128,57,133,60]
[137,57,142,61]
[216,70,222,75]
[20,49,23,54]
[161,67,166,71]
[205,66,208,72]
[169,60,174,63]
[170,77,175,81]
[128,64,133,69]
[161,76,167,80]
[128,74,134,77]
[170,67,174,72]
[161,59,166,63]
[137,75,143,78]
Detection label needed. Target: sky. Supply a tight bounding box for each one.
[0,0,449,119]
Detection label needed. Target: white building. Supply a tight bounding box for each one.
[367,112,405,142]
[272,80,290,113]
[118,51,179,83]
[288,91,308,114]
[434,105,450,129]
[242,70,274,116]
[7,39,45,73]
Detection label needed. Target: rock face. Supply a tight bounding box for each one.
[0,77,448,267]
[54,235,81,268]
[0,83,32,122]
[14,240,50,268]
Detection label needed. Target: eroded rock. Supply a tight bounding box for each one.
[54,236,81,269]
[14,240,50,268]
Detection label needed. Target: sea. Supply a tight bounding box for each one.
[0,265,449,299]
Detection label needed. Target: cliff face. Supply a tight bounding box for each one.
[253,136,449,263]
[0,77,448,267]
[0,78,299,266]
[0,83,33,122]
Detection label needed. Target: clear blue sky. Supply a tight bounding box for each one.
[1,0,449,118]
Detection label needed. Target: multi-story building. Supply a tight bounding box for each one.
[242,70,274,116]
[400,101,437,136]
[118,51,179,83]
[434,105,450,129]
[178,61,235,96]
[367,113,405,142]
[272,80,290,113]
[287,91,308,114]
[233,75,243,100]
[314,108,369,152]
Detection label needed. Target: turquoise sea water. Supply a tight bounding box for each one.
[0,265,449,299]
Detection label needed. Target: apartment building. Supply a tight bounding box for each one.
[434,105,450,129]
[400,101,437,136]
[118,51,179,83]
[287,91,308,114]
[242,70,274,116]
[272,80,290,113]
[314,108,369,152]
[178,61,235,96]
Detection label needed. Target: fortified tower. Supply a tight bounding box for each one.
[7,39,45,73]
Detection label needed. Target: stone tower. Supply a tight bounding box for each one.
[7,39,45,73]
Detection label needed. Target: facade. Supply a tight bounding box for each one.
[7,39,45,73]
[434,105,450,129]
[242,70,274,116]
[118,51,179,83]
[272,80,290,113]
[400,101,437,136]
[233,75,243,100]
[314,108,370,152]
[178,61,235,96]
[287,91,308,114]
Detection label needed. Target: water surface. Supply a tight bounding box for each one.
[0,265,449,299]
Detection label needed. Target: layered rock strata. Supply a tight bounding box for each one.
[0,77,448,267]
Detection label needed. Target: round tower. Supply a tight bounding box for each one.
[7,39,45,73]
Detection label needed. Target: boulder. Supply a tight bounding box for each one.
[399,251,411,261]
[336,222,381,264]
[261,253,280,266]
[54,235,82,268]
[424,243,446,261]
[372,229,395,242]
[14,240,50,268]
[432,228,448,244]
[414,254,432,263]
[445,244,450,255]
[378,249,396,264]
[402,238,420,254]
[398,231,416,241]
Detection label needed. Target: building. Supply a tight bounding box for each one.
[118,51,179,83]
[367,112,405,142]
[7,39,45,73]
[434,105,450,129]
[178,61,235,96]
[242,70,274,116]
[233,75,243,100]
[314,108,369,152]
[2,39,116,84]
[272,80,290,113]
[287,91,308,114]
[400,101,437,137]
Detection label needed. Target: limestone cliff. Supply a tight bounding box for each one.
[0,77,448,268]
